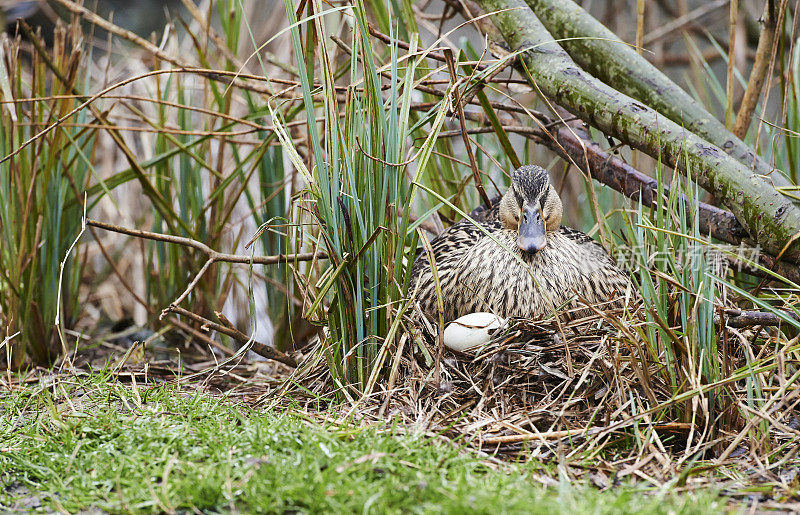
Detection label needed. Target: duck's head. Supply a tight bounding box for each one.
[499,165,563,254]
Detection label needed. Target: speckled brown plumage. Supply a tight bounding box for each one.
[410,166,633,322]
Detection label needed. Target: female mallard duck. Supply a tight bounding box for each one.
[410,165,633,322]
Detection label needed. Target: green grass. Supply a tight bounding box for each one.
[0,373,724,514]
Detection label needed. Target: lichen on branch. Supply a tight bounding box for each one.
[476,0,800,262]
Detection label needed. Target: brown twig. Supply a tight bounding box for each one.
[733,0,785,138]
[725,0,739,128]
[169,317,236,357]
[480,427,597,445]
[164,305,297,367]
[643,0,729,45]
[480,423,692,446]
[86,219,326,266]
[443,49,492,207]
[329,30,538,118]
[367,24,486,73]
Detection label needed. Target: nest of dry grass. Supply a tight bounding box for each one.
[277,300,800,487]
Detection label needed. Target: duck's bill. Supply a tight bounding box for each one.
[517,205,547,254]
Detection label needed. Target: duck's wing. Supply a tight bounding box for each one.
[559,225,596,246]
[410,215,502,320]
[411,201,502,277]
[411,217,495,279]
[558,226,630,276]
[468,195,501,222]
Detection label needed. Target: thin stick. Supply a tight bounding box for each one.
[636,0,645,54]
[717,308,800,328]
[643,0,729,45]
[172,258,215,308]
[481,427,595,445]
[733,0,784,138]
[725,0,739,128]
[443,49,492,207]
[165,305,297,367]
[86,219,326,265]
[170,318,236,357]
[481,423,692,446]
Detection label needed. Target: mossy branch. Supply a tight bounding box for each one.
[524,0,796,195]
[476,0,800,262]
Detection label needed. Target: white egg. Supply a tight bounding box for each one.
[442,312,506,353]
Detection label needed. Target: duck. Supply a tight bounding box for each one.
[410,165,633,322]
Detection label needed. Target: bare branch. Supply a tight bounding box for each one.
[86,219,326,265]
[733,0,786,138]
[165,305,297,367]
[718,308,800,328]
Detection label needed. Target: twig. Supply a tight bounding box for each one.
[443,49,492,207]
[643,0,729,45]
[747,251,800,284]
[329,31,539,118]
[725,0,739,128]
[169,317,236,357]
[165,305,297,367]
[480,423,693,446]
[481,427,596,445]
[86,219,326,266]
[733,0,785,138]
[368,24,487,71]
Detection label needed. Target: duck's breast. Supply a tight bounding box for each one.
[452,228,629,319]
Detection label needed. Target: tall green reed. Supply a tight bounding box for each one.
[622,159,718,397]
[0,26,92,366]
[273,0,457,389]
[621,159,796,437]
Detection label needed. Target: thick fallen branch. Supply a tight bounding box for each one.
[718,308,800,329]
[523,0,796,195]
[551,122,800,284]
[475,0,800,263]
[547,123,749,245]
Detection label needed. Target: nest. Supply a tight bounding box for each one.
[276,294,800,491]
[388,305,678,455]
[285,303,690,457]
